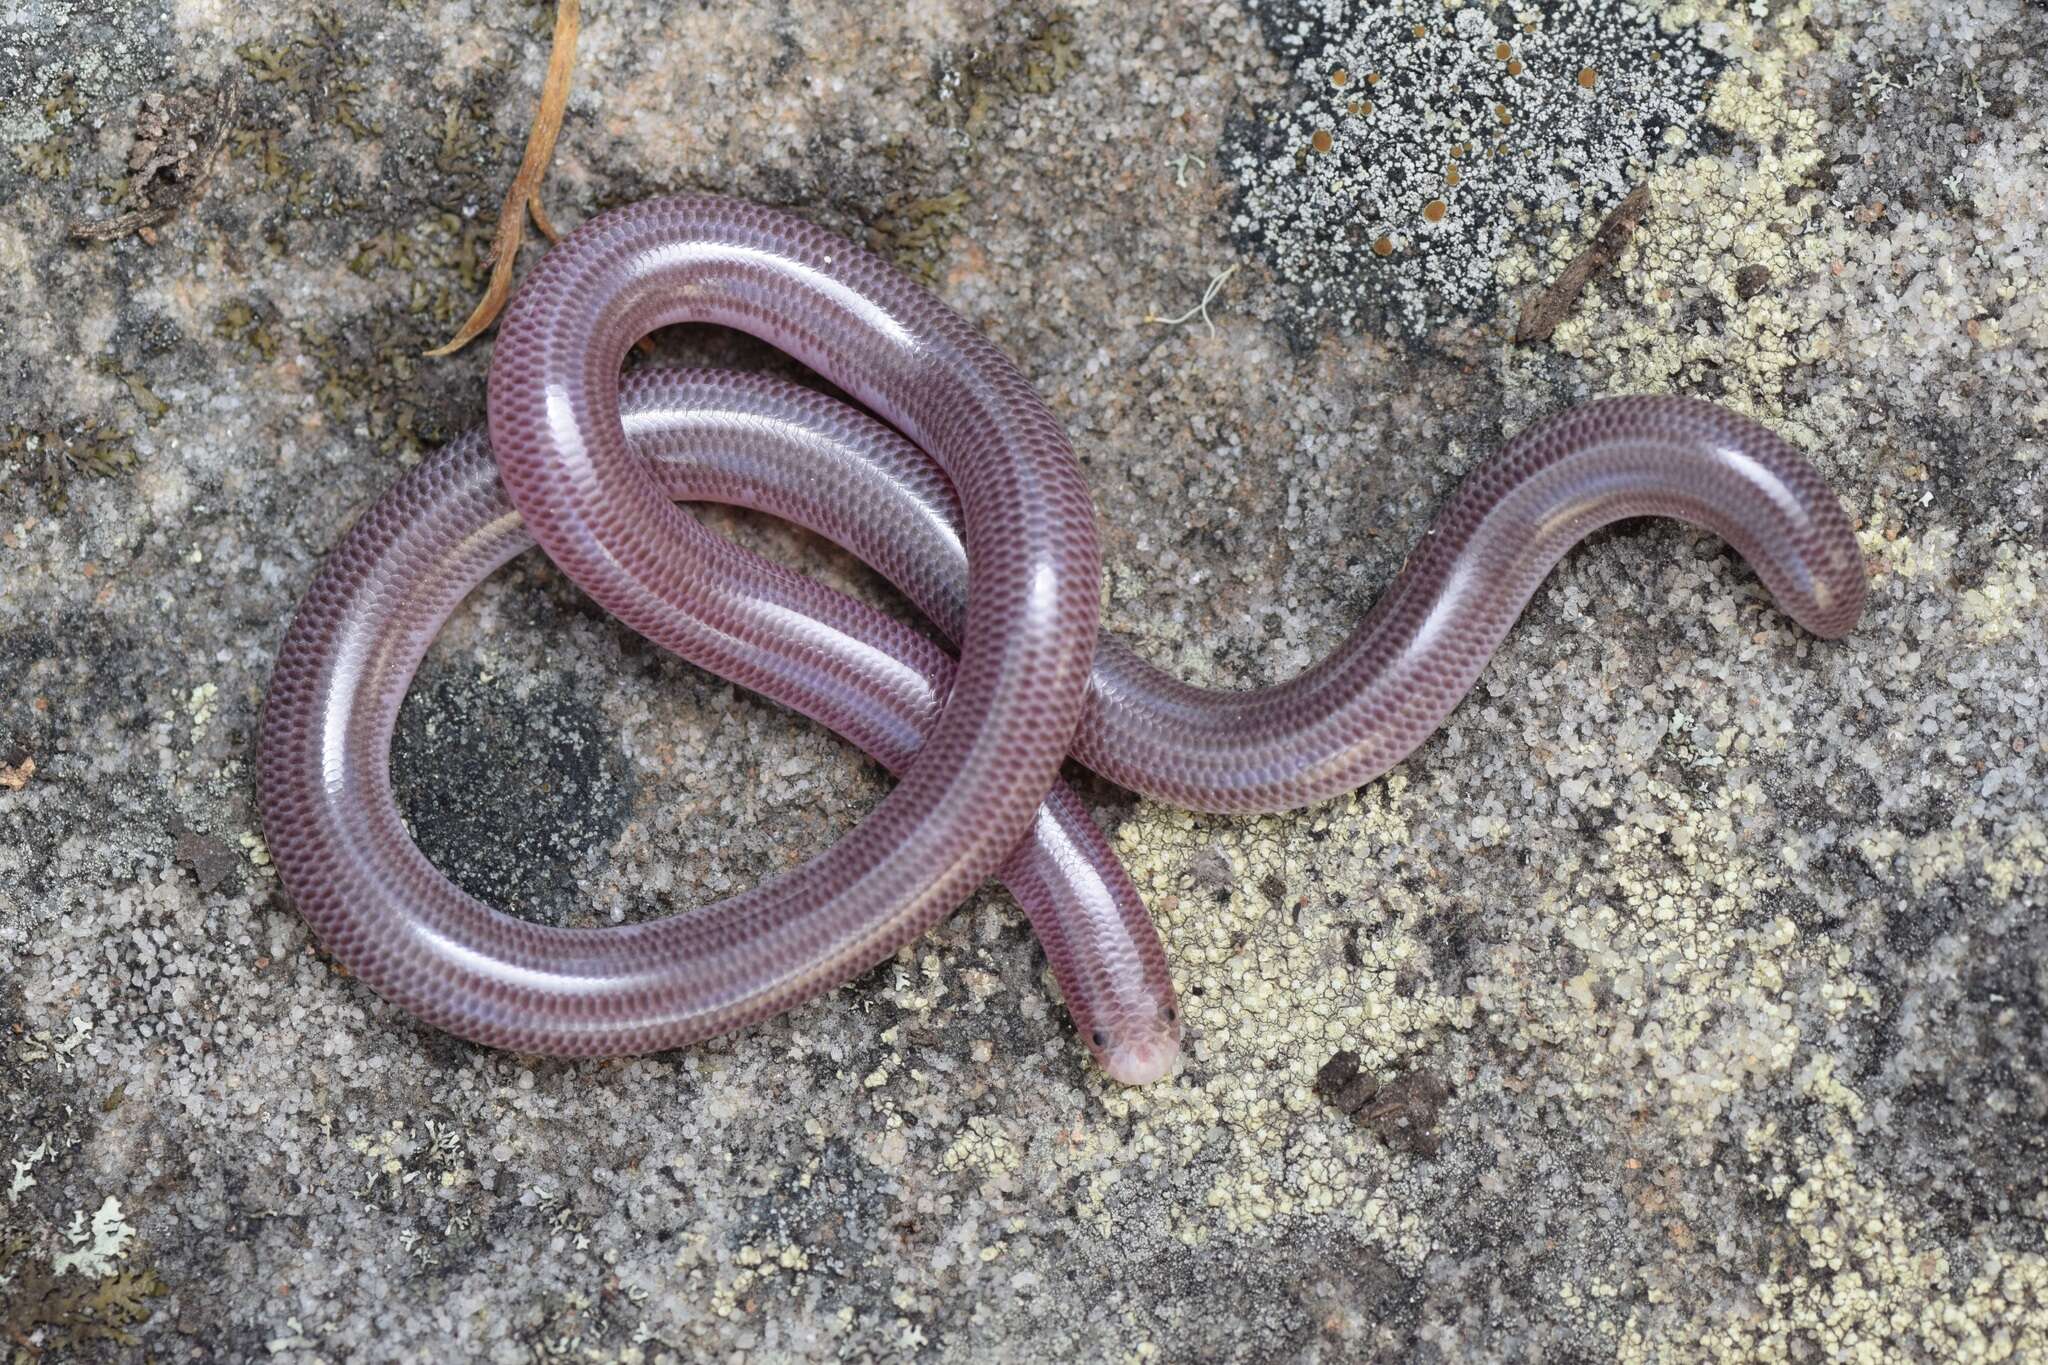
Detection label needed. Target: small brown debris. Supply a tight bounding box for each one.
[70,84,239,243]
[0,754,33,790]
[1314,1049,1382,1113]
[172,824,240,894]
[1734,264,1773,300]
[1315,1051,1453,1158]
[1514,183,1651,344]
[427,0,581,356]
[1357,1070,1452,1158]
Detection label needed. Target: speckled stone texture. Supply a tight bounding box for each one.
[2,1,2043,1361]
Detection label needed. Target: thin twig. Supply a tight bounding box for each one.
[1513,183,1651,344]
[1141,263,1239,337]
[426,0,580,357]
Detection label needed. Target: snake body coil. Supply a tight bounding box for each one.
[257,196,1866,1084]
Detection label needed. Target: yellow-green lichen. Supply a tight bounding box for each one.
[1473,3,2048,1351]
[1499,3,1837,420]
[1617,1072,2048,1361]
[9,82,84,182]
[1082,783,1473,1259]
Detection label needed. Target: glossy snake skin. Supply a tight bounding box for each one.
[258,196,1866,1083]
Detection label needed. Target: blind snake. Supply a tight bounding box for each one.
[257,195,1866,1084]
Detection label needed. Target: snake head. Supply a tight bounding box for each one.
[1085,1000,1183,1086]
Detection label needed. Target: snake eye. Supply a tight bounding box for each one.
[1090,1030,1107,1047]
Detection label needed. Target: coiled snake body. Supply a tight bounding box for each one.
[257,196,1866,1084]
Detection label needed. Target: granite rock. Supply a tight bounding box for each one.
[2,1,2043,1360]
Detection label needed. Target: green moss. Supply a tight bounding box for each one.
[223,122,323,211]
[1,1227,166,1357]
[349,227,417,278]
[215,202,502,460]
[1,1265,168,1355]
[866,189,972,283]
[227,127,289,186]
[301,308,457,455]
[237,42,301,86]
[934,9,1080,135]
[2,419,139,514]
[214,298,282,362]
[85,359,169,425]
[235,9,379,142]
[377,211,500,306]
[853,10,1080,282]
[429,64,515,179]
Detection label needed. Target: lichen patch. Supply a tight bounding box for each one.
[1227,0,1722,339]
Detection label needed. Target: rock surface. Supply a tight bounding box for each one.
[2,1,2043,1360]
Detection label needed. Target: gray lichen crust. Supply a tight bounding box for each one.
[2,0,2043,1361]
[1227,0,1723,339]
